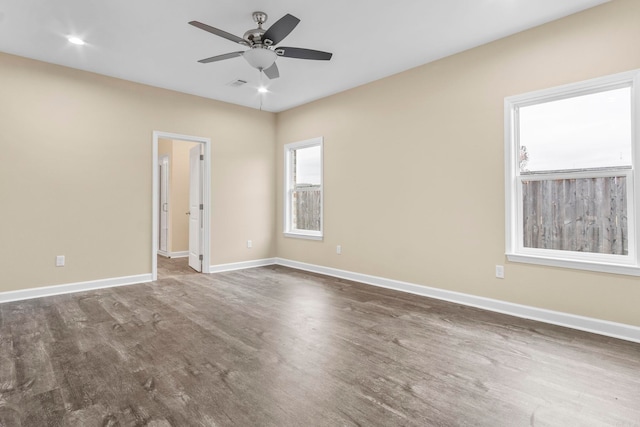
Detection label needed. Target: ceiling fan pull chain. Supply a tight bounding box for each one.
[259,69,264,111]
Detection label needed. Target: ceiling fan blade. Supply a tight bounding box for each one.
[263,62,280,79]
[189,21,247,45]
[198,51,244,64]
[262,14,300,46]
[275,47,333,61]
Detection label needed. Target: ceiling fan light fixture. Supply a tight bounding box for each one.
[243,47,277,70]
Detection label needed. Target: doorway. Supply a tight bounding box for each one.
[152,131,211,281]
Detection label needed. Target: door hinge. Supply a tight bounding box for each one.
[200,154,204,160]
[199,254,203,261]
[199,204,204,210]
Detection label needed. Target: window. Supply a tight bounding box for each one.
[505,70,640,275]
[284,137,323,240]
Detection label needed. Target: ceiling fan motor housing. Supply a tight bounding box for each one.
[243,11,268,45]
[243,27,266,44]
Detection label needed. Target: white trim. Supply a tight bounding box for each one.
[283,137,324,239]
[209,258,277,273]
[157,251,189,258]
[506,253,640,276]
[275,258,640,344]
[505,69,640,275]
[507,69,640,106]
[0,274,152,304]
[168,251,189,258]
[283,232,323,241]
[152,131,212,281]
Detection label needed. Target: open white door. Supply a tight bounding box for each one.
[188,144,203,272]
[158,156,169,254]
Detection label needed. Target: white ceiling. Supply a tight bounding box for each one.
[0,0,608,112]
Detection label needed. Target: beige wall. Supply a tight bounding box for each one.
[0,53,276,291]
[276,0,640,327]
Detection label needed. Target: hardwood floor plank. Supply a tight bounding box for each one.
[0,262,639,426]
[0,404,22,427]
[21,389,65,427]
[11,336,56,397]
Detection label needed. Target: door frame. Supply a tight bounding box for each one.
[152,131,211,280]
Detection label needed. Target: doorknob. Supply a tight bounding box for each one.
[186,211,191,215]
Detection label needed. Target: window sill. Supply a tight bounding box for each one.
[284,232,323,241]
[506,253,640,276]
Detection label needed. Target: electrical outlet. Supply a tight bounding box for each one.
[495,265,504,279]
[336,245,342,255]
[56,255,65,267]
[247,240,252,248]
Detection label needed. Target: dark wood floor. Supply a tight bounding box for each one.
[1,262,639,426]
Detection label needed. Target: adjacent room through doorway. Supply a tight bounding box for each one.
[152,131,211,280]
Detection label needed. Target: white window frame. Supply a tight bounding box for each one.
[284,137,324,240]
[505,70,640,276]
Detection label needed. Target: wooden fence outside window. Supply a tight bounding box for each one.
[522,176,627,255]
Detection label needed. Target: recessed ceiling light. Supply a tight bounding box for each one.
[67,36,85,46]
[258,87,268,94]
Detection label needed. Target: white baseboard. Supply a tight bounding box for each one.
[169,251,189,258]
[3,257,638,344]
[275,258,640,344]
[209,258,277,273]
[157,250,187,258]
[0,274,152,304]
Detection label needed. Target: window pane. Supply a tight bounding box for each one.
[291,144,321,232]
[519,87,631,173]
[292,188,321,231]
[522,176,627,255]
[295,145,321,185]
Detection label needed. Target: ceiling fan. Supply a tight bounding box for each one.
[189,11,333,79]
